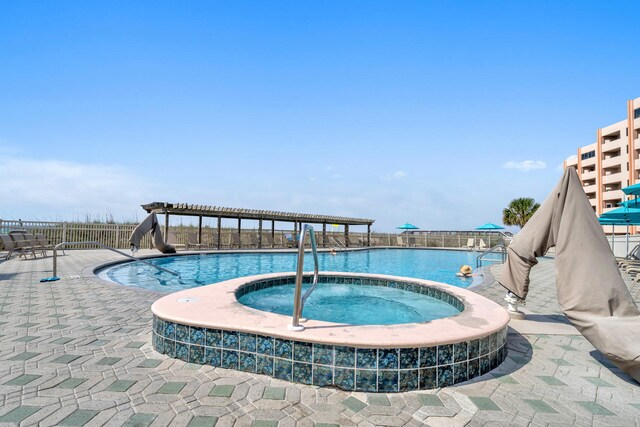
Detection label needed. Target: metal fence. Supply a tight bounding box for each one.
[0,219,507,251]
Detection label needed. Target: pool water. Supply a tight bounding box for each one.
[100,248,479,292]
[238,282,461,325]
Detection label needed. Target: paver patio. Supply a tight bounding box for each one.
[0,249,639,426]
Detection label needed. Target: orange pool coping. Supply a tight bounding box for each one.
[151,272,510,349]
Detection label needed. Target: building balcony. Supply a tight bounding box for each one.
[602,156,623,169]
[602,138,624,153]
[581,170,597,181]
[582,156,597,166]
[602,189,624,202]
[602,172,624,184]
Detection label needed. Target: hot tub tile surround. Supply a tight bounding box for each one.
[152,275,508,392]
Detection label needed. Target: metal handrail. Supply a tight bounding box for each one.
[331,237,346,251]
[51,241,180,279]
[289,224,319,331]
[476,243,507,268]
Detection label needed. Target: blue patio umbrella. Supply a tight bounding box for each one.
[622,182,640,196]
[475,223,505,230]
[396,223,419,232]
[598,207,640,254]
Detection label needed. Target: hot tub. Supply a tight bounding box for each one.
[151,272,509,392]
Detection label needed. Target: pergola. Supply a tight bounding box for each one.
[141,202,375,248]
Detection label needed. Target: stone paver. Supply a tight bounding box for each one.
[0,249,638,426]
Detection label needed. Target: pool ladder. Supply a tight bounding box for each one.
[289,224,319,332]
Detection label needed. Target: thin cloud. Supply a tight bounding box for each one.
[380,170,408,181]
[502,160,546,172]
[0,155,155,220]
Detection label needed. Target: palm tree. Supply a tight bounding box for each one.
[503,198,540,229]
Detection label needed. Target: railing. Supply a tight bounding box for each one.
[48,241,179,280]
[476,243,507,268]
[289,224,319,332]
[0,219,512,250]
[330,237,347,252]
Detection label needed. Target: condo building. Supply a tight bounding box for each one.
[565,98,640,223]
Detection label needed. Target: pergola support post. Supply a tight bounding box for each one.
[367,224,371,247]
[271,220,275,248]
[322,223,327,248]
[217,216,221,250]
[258,219,263,248]
[198,216,202,244]
[345,224,349,248]
[237,218,242,248]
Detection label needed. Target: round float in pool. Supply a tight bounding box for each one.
[151,272,509,392]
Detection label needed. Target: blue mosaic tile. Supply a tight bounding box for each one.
[274,359,292,381]
[335,346,355,367]
[468,358,479,378]
[257,336,274,355]
[453,362,468,384]
[334,368,355,390]
[480,355,491,375]
[155,334,164,354]
[206,329,222,348]
[378,349,399,369]
[164,339,176,358]
[438,345,453,365]
[355,369,378,392]
[274,339,293,359]
[222,350,239,369]
[239,333,256,352]
[239,352,256,373]
[479,336,489,355]
[377,370,398,392]
[454,342,468,363]
[399,369,419,392]
[176,324,189,343]
[164,321,175,339]
[489,333,497,351]
[419,367,437,390]
[313,365,333,386]
[490,350,499,370]
[420,347,437,367]
[190,327,205,346]
[176,342,189,362]
[293,342,312,363]
[223,331,239,349]
[293,362,312,384]
[468,339,480,359]
[189,345,205,364]
[313,344,333,365]
[256,355,273,376]
[155,317,164,334]
[400,348,419,369]
[205,347,221,367]
[438,365,453,387]
[356,349,377,369]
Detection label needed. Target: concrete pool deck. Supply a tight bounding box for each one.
[0,249,639,426]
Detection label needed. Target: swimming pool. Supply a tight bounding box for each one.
[99,248,480,292]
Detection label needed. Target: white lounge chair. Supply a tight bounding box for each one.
[466,238,475,250]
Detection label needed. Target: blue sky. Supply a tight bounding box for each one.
[1,1,639,231]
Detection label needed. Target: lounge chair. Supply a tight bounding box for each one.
[36,234,63,255]
[0,234,19,260]
[186,233,206,250]
[231,233,243,249]
[25,233,48,257]
[166,231,186,251]
[249,234,261,248]
[465,238,475,250]
[264,233,276,248]
[5,233,38,259]
[476,239,487,251]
